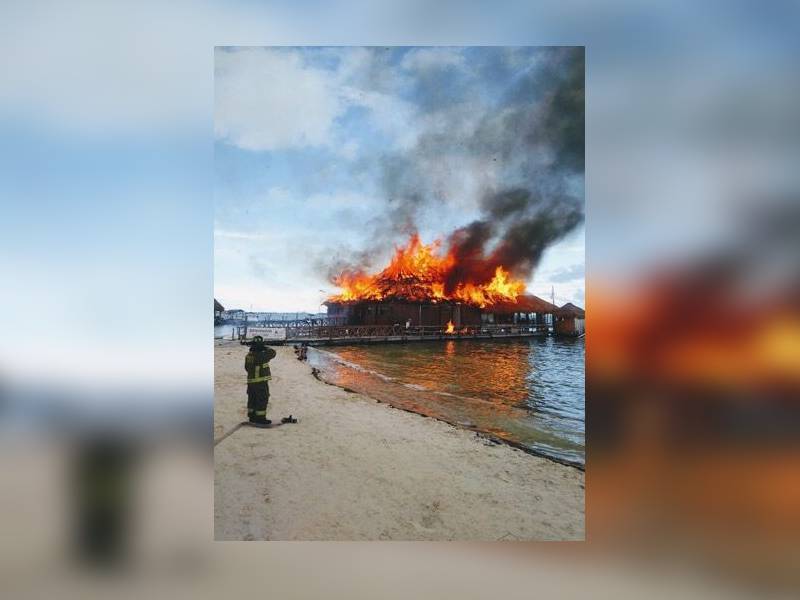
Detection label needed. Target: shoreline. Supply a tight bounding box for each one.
[214,340,584,540]
[308,349,584,471]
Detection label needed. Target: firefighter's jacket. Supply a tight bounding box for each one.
[245,347,277,384]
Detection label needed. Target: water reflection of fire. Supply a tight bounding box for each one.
[328,234,526,308]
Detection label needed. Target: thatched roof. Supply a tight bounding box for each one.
[214,299,225,312]
[487,294,559,314]
[558,302,585,318]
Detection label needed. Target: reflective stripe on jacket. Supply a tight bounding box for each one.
[245,349,275,384]
[247,362,271,383]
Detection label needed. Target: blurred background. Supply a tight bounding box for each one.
[0,0,798,597]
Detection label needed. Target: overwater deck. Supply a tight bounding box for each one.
[241,323,558,346]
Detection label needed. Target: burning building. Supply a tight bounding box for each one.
[482,294,561,326]
[325,298,483,328]
[324,234,562,329]
[317,48,584,336]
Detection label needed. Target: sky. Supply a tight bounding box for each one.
[214,46,585,313]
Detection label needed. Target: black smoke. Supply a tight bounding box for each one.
[322,47,584,286]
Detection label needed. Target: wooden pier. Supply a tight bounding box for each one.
[241,323,555,346]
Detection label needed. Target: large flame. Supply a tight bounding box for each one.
[328,234,526,307]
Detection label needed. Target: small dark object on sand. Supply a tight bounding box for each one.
[241,415,297,429]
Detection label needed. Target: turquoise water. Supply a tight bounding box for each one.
[308,337,584,465]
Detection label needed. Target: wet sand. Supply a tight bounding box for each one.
[214,340,584,540]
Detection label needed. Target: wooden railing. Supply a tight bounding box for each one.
[281,323,550,340]
[229,316,348,328]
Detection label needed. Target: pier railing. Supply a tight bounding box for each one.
[281,322,550,341]
[226,316,348,327]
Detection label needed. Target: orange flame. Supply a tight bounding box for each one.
[328,234,526,307]
[445,320,455,333]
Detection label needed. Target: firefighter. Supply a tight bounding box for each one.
[245,335,277,424]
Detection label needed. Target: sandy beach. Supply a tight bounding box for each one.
[214,340,584,540]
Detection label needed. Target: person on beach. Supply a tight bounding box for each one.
[245,335,276,424]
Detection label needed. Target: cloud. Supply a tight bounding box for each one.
[215,47,420,154]
[248,255,274,281]
[400,47,466,72]
[305,190,375,208]
[215,48,345,151]
[548,263,585,283]
[214,229,270,241]
[340,86,419,150]
[337,139,359,160]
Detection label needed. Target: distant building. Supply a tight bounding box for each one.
[214,299,225,324]
[555,302,586,336]
[223,309,246,321]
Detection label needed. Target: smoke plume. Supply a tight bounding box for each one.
[323,47,584,287]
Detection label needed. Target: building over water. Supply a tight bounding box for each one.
[481,294,560,327]
[325,294,561,329]
[325,300,480,327]
[555,302,586,336]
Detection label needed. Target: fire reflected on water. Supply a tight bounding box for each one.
[308,338,585,465]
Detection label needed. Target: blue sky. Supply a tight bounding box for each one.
[214,47,585,312]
